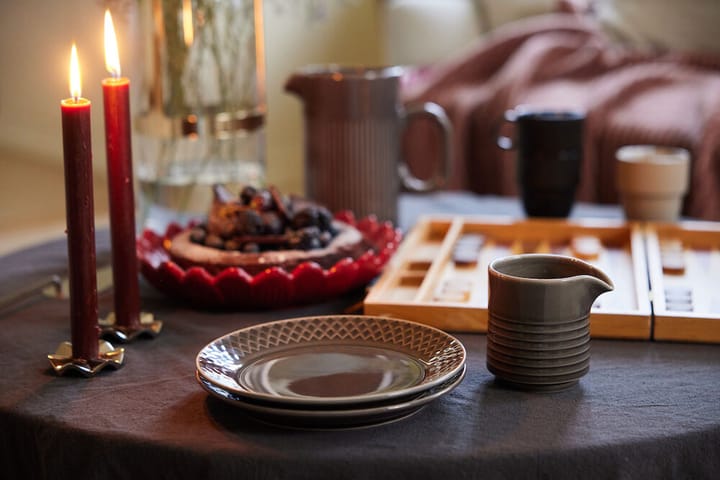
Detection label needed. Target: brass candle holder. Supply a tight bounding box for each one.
[48,341,125,377]
[100,311,163,343]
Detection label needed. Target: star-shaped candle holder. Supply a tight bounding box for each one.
[99,311,163,343]
[48,340,125,377]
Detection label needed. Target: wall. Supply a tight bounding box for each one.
[263,0,381,193]
[0,0,381,198]
[0,0,106,168]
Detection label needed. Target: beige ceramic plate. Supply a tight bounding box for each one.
[196,315,466,406]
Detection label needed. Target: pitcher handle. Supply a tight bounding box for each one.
[398,102,453,192]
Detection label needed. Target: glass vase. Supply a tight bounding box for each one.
[134,0,266,231]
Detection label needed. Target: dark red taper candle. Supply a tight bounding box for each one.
[102,76,141,328]
[61,95,100,360]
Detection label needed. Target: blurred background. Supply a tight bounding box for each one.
[0,0,381,253]
[0,0,552,254]
[2,0,717,254]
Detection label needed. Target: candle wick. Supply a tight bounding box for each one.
[73,95,79,103]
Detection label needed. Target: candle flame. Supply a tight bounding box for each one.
[104,10,121,77]
[69,43,81,100]
[182,0,194,47]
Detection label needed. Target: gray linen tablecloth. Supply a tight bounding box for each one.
[1,193,719,479]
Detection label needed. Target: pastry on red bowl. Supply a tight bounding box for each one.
[137,185,402,309]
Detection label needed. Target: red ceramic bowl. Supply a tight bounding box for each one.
[137,211,402,309]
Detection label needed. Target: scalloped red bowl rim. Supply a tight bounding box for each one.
[137,211,402,309]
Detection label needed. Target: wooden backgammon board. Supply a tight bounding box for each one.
[646,222,720,343]
[364,216,720,343]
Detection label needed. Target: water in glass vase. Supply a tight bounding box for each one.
[133,0,267,233]
[135,127,264,232]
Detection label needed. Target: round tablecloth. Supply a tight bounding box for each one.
[1,194,719,480]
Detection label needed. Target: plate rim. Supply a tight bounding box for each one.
[196,314,467,406]
[196,365,466,428]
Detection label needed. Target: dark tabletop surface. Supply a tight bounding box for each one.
[1,193,719,480]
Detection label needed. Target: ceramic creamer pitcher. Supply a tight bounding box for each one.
[487,254,614,390]
[285,65,452,223]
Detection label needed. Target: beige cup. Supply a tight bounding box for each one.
[616,145,690,221]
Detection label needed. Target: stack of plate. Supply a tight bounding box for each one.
[196,315,466,429]
[486,313,591,392]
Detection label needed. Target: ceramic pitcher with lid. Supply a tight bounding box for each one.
[285,65,452,223]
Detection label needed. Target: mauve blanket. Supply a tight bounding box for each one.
[401,14,720,220]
